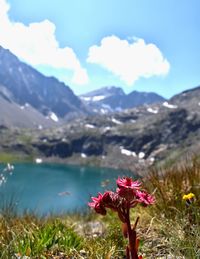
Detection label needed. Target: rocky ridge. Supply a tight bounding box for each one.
[0,46,87,122]
[80,86,165,114]
[0,46,165,128]
[1,85,200,171]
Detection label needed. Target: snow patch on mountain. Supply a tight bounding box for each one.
[111,117,122,124]
[147,107,159,114]
[49,112,59,122]
[85,124,96,129]
[120,147,136,157]
[162,101,177,109]
[82,95,106,102]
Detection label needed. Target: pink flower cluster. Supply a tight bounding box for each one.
[88,177,155,258]
[88,177,155,216]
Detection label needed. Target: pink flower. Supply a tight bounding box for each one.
[117,187,136,202]
[88,177,155,259]
[136,190,155,206]
[88,193,107,215]
[102,191,121,211]
[117,177,141,190]
[116,177,141,203]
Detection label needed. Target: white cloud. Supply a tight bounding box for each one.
[72,67,89,85]
[87,35,170,85]
[0,0,88,85]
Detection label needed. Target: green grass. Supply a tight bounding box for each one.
[140,156,200,258]
[0,156,200,258]
[0,217,83,258]
[0,152,21,163]
[0,212,125,258]
[0,152,37,163]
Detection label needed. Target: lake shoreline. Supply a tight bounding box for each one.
[1,151,149,177]
[0,163,134,215]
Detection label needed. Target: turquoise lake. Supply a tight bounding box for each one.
[0,163,132,215]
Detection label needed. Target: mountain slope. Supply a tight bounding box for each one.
[80,86,165,113]
[1,84,200,170]
[0,46,87,119]
[125,90,165,108]
[0,85,58,128]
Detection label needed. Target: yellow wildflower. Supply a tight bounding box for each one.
[182,192,195,201]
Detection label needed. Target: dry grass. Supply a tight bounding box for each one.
[138,156,200,258]
[0,156,200,258]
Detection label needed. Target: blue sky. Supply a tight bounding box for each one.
[0,0,200,98]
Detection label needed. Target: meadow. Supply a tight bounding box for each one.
[0,157,199,258]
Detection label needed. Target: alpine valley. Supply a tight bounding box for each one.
[1,45,200,171]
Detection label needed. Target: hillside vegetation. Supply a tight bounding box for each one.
[0,157,199,258]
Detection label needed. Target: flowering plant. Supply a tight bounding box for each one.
[182,192,195,203]
[88,177,155,259]
[0,163,14,186]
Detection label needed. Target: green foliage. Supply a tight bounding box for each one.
[0,152,20,163]
[140,157,200,258]
[0,156,200,258]
[0,217,84,258]
[144,156,200,217]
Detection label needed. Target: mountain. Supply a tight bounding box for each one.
[0,46,87,121]
[80,86,125,113]
[81,86,125,98]
[125,90,165,108]
[0,88,58,128]
[1,47,200,170]
[0,46,166,127]
[80,86,165,113]
[2,84,200,171]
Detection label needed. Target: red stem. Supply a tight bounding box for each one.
[125,208,139,259]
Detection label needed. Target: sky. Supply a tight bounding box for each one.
[0,0,200,98]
